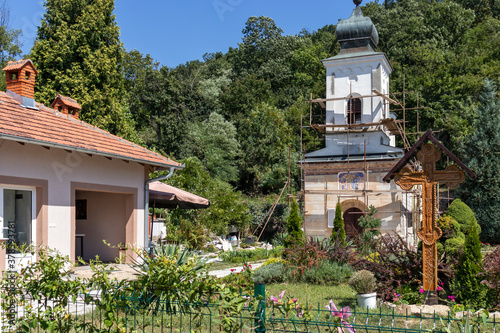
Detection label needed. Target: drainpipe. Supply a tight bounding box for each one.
[144,165,183,250]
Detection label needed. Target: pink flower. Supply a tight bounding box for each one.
[419,289,424,293]
[242,201,246,203]
[292,298,298,303]
[325,300,356,333]
[437,286,442,291]
[270,290,286,305]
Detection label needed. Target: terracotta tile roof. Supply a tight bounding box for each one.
[52,94,81,110]
[0,92,182,169]
[3,59,38,74]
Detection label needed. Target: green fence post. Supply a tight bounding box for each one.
[254,282,266,333]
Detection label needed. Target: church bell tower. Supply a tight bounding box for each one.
[302,0,412,243]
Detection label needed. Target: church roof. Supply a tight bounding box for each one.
[328,0,380,60]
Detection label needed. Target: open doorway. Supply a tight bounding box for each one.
[75,190,133,262]
[343,208,363,237]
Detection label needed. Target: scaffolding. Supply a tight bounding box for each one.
[299,82,427,245]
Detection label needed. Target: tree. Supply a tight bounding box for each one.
[331,201,346,246]
[136,66,187,157]
[0,0,23,91]
[30,0,134,138]
[453,224,486,309]
[284,197,303,247]
[236,103,292,193]
[167,157,249,236]
[182,112,241,183]
[458,79,500,243]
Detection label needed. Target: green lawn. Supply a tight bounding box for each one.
[265,283,357,308]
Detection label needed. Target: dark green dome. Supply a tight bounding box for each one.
[336,3,379,53]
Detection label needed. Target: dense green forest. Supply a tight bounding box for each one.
[1,0,500,239]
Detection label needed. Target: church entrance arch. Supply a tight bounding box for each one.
[340,199,367,237]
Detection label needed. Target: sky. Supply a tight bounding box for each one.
[8,0,357,68]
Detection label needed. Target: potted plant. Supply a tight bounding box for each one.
[348,269,377,309]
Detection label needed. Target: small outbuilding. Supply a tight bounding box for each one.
[0,59,184,269]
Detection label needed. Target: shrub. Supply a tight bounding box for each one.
[357,205,382,253]
[253,263,287,284]
[220,263,254,290]
[330,201,346,246]
[247,197,287,243]
[348,270,377,294]
[219,247,283,263]
[299,261,354,286]
[327,232,356,265]
[446,199,481,235]
[482,247,500,309]
[272,232,288,247]
[453,224,487,309]
[353,234,422,300]
[283,238,329,277]
[259,257,286,267]
[437,215,465,258]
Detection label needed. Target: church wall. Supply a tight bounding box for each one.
[303,159,411,239]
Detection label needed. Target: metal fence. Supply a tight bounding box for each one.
[3,283,499,332]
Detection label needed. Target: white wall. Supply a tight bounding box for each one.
[0,140,146,258]
[324,54,391,127]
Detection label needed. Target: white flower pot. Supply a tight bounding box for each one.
[356,292,377,309]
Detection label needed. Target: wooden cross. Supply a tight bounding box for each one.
[394,143,465,303]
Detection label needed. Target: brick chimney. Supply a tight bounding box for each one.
[2,59,38,100]
[51,94,81,119]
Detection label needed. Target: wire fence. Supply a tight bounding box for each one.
[2,282,499,332]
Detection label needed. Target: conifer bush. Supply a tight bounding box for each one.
[330,201,346,246]
[437,215,465,258]
[453,224,486,309]
[446,199,481,235]
[284,197,304,247]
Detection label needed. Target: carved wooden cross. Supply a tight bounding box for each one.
[394,143,465,302]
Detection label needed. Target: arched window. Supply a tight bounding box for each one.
[347,98,361,125]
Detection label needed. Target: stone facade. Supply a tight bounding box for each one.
[303,159,416,243]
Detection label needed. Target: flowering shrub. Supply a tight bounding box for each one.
[267,290,311,321]
[391,293,402,304]
[220,263,254,292]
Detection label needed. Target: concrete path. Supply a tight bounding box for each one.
[208,262,264,278]
[73,261,264,280]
